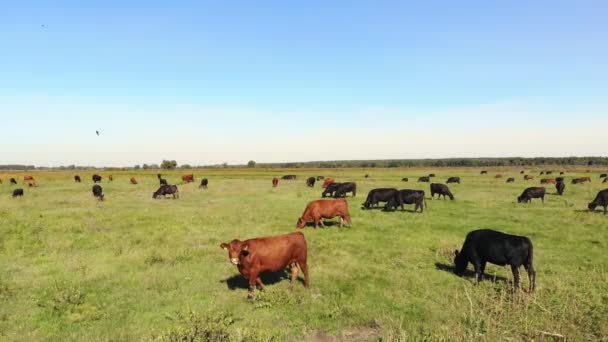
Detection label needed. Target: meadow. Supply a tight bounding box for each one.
[0,168,607,341]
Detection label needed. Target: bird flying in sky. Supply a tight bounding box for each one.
[96,130,100,136]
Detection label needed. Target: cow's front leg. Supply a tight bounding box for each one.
[248,272,259,298]
[256,277,265,290]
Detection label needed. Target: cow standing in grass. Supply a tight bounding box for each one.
[199,178,208,189]
[517,187,545,203]
[588,189,608,214]
[297,199,352,228]
[92,185,104,201]
[12,188,24,197]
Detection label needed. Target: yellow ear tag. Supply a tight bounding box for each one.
[242,245,248,251]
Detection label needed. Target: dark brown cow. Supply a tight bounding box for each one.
[495,174,503,179]
[480,170,488,174]
[0,178,2,184]
[540,178,556,184]
[524,175,534,181]
[130,177,138,184]
[108,175,113,182]
[322,178,335,188]
[297,199,352,228]
[272,177,279,188]
[220,232,309,298]
[182,174,194,183]
[74,175,81,183]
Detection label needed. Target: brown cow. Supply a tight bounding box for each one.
[296,199,352,228]
[272,177,279,187]
[182,174,195,183]
[220,232,309,298]
[495,174,503,179]
[130,177,138,184]
[540,178,556,184]
[24,176,34,181]
[108,175,113,182]
[322,178,335,188]
[28,180,37,187]
[580,176,591,183]
[524,175,534,181]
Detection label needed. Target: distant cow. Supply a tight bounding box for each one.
[12,188,24,197]
[418,176,430,182]
[316,176,325,181]
[524,175,534,181]
[297,199,352,228]
[517,187,545,203]
[333,182,356,198]
[24,176,34,181]
[480,171,487,174]
[580,176,591,183]
[520,171,525,174]
[555,177,564,182]
[401,177,408,182]
[572,177,591,184]
[560,171,564,175]
[588,189,608,214]
[0,178,2,184]
[108,175,113,182]
[92,184,104,201]
[495,174,503,179]
[153,184,179,199]
[546,171,552,175]
[220,232,309,298]
[157,173,162,179]
[454,229,535,292]
[92,174,102,183]
[429,173,436,177]
[446,177,460,184]
[600,173,607,178]
[272,177,279,188]
[540,178,556,184]
[362,188,398,209]
[306,177,316,187]
[321,182,342,198]
[182,174,194,183]
[159,178,168,186]
[28,180,37,187]
[199,178,208,189]
[604,177,608,183]
[74,175,81,183]
[364,174,369,178]
[385,189,425,212]
[130,177,138,184]
[506,178,515,183]
[556,180,565,195]
[10,178,17,185]
[430,183,454,200]
[572,178,583,184]
[322,178,335,188]
[540,171,544,175]
[282,175,297,180]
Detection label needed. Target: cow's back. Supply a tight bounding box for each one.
[245,233,307,272]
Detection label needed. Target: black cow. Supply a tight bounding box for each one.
[385,189,425,212]
[454,229,535,292]
[571,178,583,184]
[74,175,81,183]
[555,177,564,182]
[418,176,430,182]
[92,184,104,201]
[157,173,162,179]
[520,171,525,174]
[153,185,179,199]
[199,178,208,189]
[10,178,17,185]
[321,182,342,198]
[540,171,544,175]
[12,188,24,197]
[159,178,168,185]
[517,187,545,203]
[604,178,608,183]
[362,188,398,209]
[560,171,564,175]
[364,174,369,178]
[306,177,316,187]
[480,170,488,174]
[401,177,408,182]
[600,173,607,178]
[446,177,460,184]
[555,180,565,196]
[588,189,608,214]
[429,173,436,177]
[506,177,515,183]
[430,183,454,200]
[92,174,102,183]
[333,182,357,198]
[546,171,552,175]
[316,176,324,181]
[282,175,297,180]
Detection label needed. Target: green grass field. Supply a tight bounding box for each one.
[1,168,607,341]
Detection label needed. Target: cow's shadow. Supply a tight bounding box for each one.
[434,262,509,283]
[303,220,340,228]
[221,269,305,290]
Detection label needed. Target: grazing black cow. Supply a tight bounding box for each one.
[74,175,81,183]
[430,183,454,200]
[571,178,583,184]
[10,178,17,185]
[12,188,24,197]
[199,178,208,189]
[385,189,425,212]
[480,170,487,174]
[517,187,545,203]
[333,182,357,198]
[362,188,398,209]
[153,185,179,199]
[282,175,297,180]
[306,177,316,187]
[555,180,565,196]
[364,174,369,178]
[316,176,324,181]
[401,177,408,182]
[555,177,564,182]
[588,189,608,214]
[92,174,102,183]
[600,173,607,178]
[446,177,460,184]
[322,182,342,198]
[159,178,168,185]
[546,171,552,175]
[418,176,430,182]
[506,177,515,183]
[560,171,564,175]
[454,229,535,292]
[92,184,104,201]
[540,171,544,175]
[429,173,436,177]
[520,171,525,174]
[157,173,162,179]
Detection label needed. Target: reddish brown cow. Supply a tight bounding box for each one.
[494,174,503,179]
[322,178,335,188]
[540,178,556,184]
[24,176,34,181]
[182,174,195,183]
[27,180,37,187]
[524,175,534,181]
[296,199,352,228]
[580,176,591,183]
[272,177,279,187]
[130,177,138,184]
[220,232,309,298]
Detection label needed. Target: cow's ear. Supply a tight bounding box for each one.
[242,243,248,251]
[454,249,459,257]
[220,243,228,250]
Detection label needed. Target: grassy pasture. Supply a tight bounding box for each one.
[0,168,607,341]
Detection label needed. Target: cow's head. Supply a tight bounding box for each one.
[296,217,306,229]
[517,196,524,203]
[453,250,467,275]
[220,240,249,265]
[588,203,597,211]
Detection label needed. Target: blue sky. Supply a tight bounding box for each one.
[1,1,606,166]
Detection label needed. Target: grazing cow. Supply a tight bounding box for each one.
[480,171,487,174]
[297,199,352,228]
[92,174,102,183]
[495,174,503,179]
[446,177,460,184]
[92,184,104,201]
[517,187,545,203]
[282,175,297,180]
[556,180,565,195]
[540,171,544,175]
[581,176,591,183]
[362,188,398,209]
[108,175,113,182]
[182,174,194,183]
[430,183,454,200]
[555,177,564,182]
[401,177,409,182]
[418,176,430,182]
[506,177,515,183]
[153,184,179,199]
[199,178,208,189]
[220,232,309,298]
[364,174,369,178]
[130,177,138,184]
[321,182,342,198]
[600,173,607,178]
[24,176,34,181]
[12,188,24,197]
[572,178,583,184]
[546,171,552,175]
[540,178,556,184]
[322,178,335,188]
[333,182,356,198]
[316,176,324,181]
[74,175,81,183]
[306,177,316,187]
[588,189,608,214]
[429,173,436,177]
[10,178,17,185]
[560,171,564,175]
[385,189,425,212]
[520,171,525,174]
[28,180,37,187]
[272,177,279,188]
[454,229,535,292]
[524,175,534,181]
[159,178,167,185]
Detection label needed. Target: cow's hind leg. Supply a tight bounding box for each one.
[290,263,299,285]
[298,261,310,288]
[256,277,265,290]
[510,265,521,291]
[523,263,535,292]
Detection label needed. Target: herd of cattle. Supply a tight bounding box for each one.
[3,170,607,298]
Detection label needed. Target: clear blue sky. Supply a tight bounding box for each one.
[1,1,606,166]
